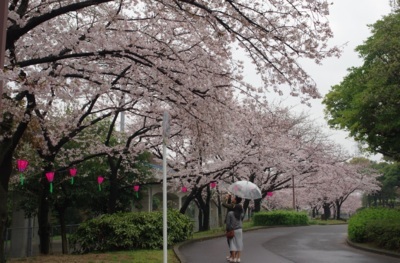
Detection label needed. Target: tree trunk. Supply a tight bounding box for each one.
[107,171,118,214]
[312,207,319,218]
[332,205,336,219]
[179,188,197,214]
[254,198,261,212]
[196,187,210,231]
[0,150,12,263]
[335,200,342,220]
[59,209,68,254]
[216,192,223,227]
[322,203,330,220]
[0,190,7,263]
[201,204,210,231]
[0,98,31,261]
[55,203,68,254]
[197,205,203,231]
[38,184,51,255]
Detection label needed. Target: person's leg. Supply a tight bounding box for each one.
[227,238,234,261]
[232,251,239,262]
[236,229,243,262]
[229,239,236,262]
[226,238,230,260]
[236,251,241,262]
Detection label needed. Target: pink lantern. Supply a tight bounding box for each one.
[210,181,217,189]
[97,176,104,191]
[46,172,55,193]
[133,185,140,198]
[17,159,29,185]
[69,168,77,184]
[265,192,274,199]
[181,186,187,193]
[17,159,28,172]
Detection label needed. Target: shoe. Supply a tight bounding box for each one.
[226,256,231,261]
[237,259,241,263]
[230,259,237,263]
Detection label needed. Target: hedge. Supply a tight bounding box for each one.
[348,207,400,252]
[69,209,193,253]
[253,210,309,226]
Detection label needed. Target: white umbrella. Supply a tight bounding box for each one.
[228,181,262,200]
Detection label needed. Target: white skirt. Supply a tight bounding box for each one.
[229,228,243,251]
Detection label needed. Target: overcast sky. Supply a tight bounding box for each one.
[302,1,391,160]
[243,1,392,160]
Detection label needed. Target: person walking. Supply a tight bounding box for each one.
[223,194,236,261]
[225,196,244,262]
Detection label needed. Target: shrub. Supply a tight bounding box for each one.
[348,207,400,248]
[365,220,400,252]
[69,209,193,253]
[253,210,308,226]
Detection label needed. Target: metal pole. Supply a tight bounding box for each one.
[0,0,8,115]
[162,140,167,263]
[120,111,125,132]
[292,174,295,210]
[162,111,170,263]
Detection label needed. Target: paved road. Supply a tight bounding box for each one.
[178,225,400,263]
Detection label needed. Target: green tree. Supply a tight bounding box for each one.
[366,161,400,207]
[323,12,400,160]
[390,0,400,11]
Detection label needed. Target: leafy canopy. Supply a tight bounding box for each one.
[323,11,400,160]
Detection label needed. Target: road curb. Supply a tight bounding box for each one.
[346,239,400,259]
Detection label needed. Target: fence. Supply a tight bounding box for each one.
[3,224,79,259]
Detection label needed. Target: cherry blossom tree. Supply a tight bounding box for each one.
[340,193,362,216]
[297,156,381,219]
[162,100,332,223]
[218,101,340,212]
[0,0,340,255]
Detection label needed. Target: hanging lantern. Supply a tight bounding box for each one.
[69,167,77,185]
[97,176,104,191]
[181,186,187,193]
[133,185,140,198]
[46,172,55,193]
[210,181,217,189]
[17,159,29,185]
[267,192,273,197]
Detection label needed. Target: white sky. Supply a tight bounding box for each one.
[242,1,392,161]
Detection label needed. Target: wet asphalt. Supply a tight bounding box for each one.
[177,225,400,263]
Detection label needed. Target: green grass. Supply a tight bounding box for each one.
[308,219,348,225]
[128,250,180,263]
[8,250,180,263]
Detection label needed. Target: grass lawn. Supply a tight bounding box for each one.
[8,250,180,263]
[308,219,348,225]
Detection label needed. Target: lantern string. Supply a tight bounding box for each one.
[71,177,74,185]
[20,174,24,186]
[50,182,53,193]
[98,184,101,191]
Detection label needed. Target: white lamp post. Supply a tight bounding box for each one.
[0,1,9,115]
